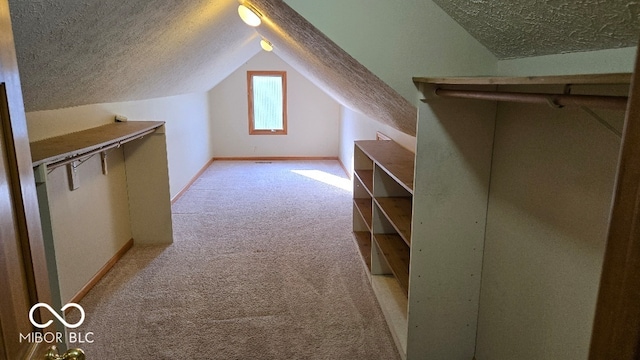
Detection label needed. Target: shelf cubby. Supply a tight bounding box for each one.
[374,233,410,296]
[374,197,412,246]
[353,198,373,230]
[354,169,374,194]
[352,139,415,358]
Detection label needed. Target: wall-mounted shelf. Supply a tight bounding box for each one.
[413,73,632,112]
[30,121,165,168]
[413,72,632,86]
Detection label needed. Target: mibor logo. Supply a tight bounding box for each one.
[29,303,85,329]
[20,303,93,344]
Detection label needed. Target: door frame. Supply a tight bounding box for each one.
[0,0,55,358]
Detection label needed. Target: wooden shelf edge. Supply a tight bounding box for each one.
[370,275,408,358]
[354,198,373,230]
[355,169,374,195]
[355,141,414,193]
[374,234,410,296]
[30,121,165,166]
[353,231,372,271]
[413,73,632,86]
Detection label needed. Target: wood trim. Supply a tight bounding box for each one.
[171,158,215,204]
[588,51,640,360]
[413,72,632,86]
[247,71,288,135]
[337,157,350,179]
[173,156,349,201]
[355,140,415,193]
[212,156,339,161]
[66,238,134,308]
[30,121,164,167]
[376,132,391,141]
[0,0,56,354]
[431,88,628,111]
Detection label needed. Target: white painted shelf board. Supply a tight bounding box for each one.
[372,274,408,360]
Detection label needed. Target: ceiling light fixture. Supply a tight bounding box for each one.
[238,4,261,27]
[260,39,273,52]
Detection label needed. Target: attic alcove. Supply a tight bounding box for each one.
[354,71,633,359]
[8,0,640,358]
[30,121,173,307]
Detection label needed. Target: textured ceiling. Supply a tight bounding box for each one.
[9,0,639,136]
[432,0,640,59]
[9,0,259,111]
[9,0,417,135]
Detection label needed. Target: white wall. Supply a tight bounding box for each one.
[284,0,497,167]
[26,92,211,302]
[475,84,625,359]
[27,92,212,198]
[496,47,638,76]
[284,0,498,105]
[44,148,131,303]
[208,51,340,158]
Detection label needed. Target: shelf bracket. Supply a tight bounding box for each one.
[101,151,108,175]
[67,161,80,191]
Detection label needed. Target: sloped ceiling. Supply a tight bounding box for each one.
[247,0,417,135]
[9,0,259,111]
[431,0,640,59]
[9,0,640,136]
[8,0,417,135]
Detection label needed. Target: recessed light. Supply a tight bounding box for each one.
[238,4,261,27]
[260,39,273,52]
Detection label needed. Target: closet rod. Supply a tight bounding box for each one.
[46,128,156,171]
[433,88,628,110]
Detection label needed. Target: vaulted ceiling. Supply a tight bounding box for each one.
[8,0,640,137]
[9,0,417,134]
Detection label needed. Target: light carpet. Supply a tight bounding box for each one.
[67,160,400,359]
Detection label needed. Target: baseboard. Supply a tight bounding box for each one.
[67,238,134,308]
[337,157,351,179]
[212,156,339,161]
[213,156,350,178]
[171,158,215,204]
[172,157,343,204]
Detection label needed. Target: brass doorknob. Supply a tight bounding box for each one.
[45,346,85,360]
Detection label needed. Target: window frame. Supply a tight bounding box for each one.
[247,70,288,135]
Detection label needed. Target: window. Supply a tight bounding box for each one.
[247,71,287,135]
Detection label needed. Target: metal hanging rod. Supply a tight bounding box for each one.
[432,88,629,111]
[46,129,155,171]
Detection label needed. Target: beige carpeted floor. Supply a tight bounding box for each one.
[67,160,400,359]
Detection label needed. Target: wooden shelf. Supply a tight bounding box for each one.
[355,141,414,193]
[30,121,165,167]
[354,198,373,230]
[353,139,415,357]
[355,169,374,194]
[375,197,412,246]
[353,231,372,270]
[374,234,410,296]
[413,72,632,86]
